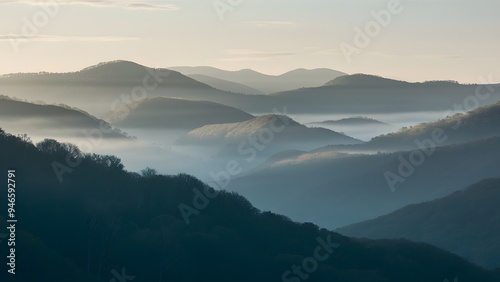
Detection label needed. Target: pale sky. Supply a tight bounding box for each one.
[0,0,499,83]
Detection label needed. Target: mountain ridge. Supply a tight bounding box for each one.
[106,97,254,130]
[169,66,346,93]
[0,96,128,140]
[337,178,500,268]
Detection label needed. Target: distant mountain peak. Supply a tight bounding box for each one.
[169,66,346,93]
[186,114,362,148]
[85,60,140,66]
[311,116,389,126]
[325,74,409,87]
[187,114,301,139]
[253,114,298,125]
[281,68,346,76]
[67,60,214,88]
[239,68,258,73]
[77,60,165,77]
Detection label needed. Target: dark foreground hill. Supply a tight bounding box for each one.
[0,129,498,281]
[337,178,500,268]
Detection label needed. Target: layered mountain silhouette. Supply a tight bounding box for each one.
[175,115,363,176]
[106,97,254,131]
[324,74,459,88]
[324,74,410,87]
[227,137,500,229]
[0,61,249,116]
[320,101,500,153]
[1,60,205,87]
[266,74,499,114]
[369,101,500,149]
[0,96,207,177]
[1,128,498,282]
[1,62,498,116]
[185,114,362,149]
[170,66,347,94]
[308,117,393,141]
[337,178,500,268]
[187,74,265,95]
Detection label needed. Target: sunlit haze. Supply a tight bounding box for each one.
[1,0,499,83]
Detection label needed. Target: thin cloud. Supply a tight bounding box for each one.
[244,21,298,28]
[441,55,463,59]
[0,0,179,10]
[315,48,343,55]
[0,34,139,42]
[364,51,468,60]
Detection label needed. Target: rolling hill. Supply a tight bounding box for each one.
[0,61,251,116]
[178,115,362,177]
[319,101,500,153]
[0,60,208,88]
[187,74,265,95]
[265,74,500,115]
[1,61,204,86]
[324,74,410,87]
[0,96,213,178]
[185,114,362,149]
[170,66,347,94]
[106,97,254,131]
[310,117,389,126]
[0,96,127,140]
[2,63,498,118]
[368,101,500,149]
[226,137,500,229]
[337,178,500,268]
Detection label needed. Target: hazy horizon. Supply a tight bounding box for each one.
[1,0,499,83]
